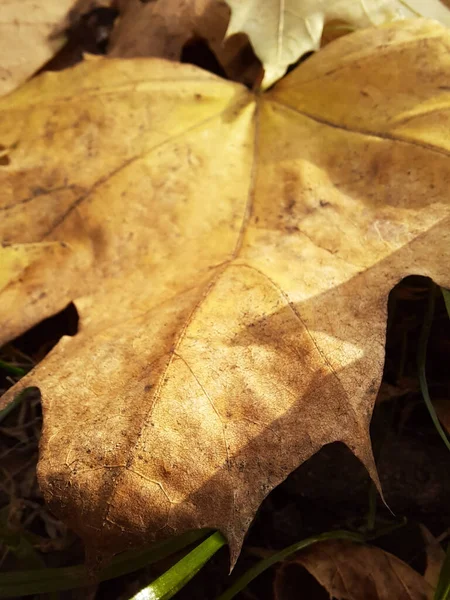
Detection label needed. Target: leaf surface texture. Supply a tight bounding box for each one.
[1,20,450,564]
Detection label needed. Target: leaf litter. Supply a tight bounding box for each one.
[1,2,450,598]
[1,19,450,571]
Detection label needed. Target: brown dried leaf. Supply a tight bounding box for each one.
[108,0,262,87]
[274,539,434,600]
[1,20,450,567]
[420,525,446,588]
[433,398,450,433]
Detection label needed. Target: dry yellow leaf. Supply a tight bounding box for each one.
[0,0,111,97]
[225,0,450,87]
[274,539,434,599]
[1,19,450,567]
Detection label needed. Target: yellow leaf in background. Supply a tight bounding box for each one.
[225,0,450,87]
[0,0,111,97]
[1,20,450,567]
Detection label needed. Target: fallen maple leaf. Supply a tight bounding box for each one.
[1,19,450,567]
[108,0,262,88]
[225,0,450,87]
[109,0,227,61]
[273,539,434,599]
[0,0,111,97]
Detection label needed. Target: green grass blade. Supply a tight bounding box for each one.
[435,543,450,600]
[0,564,87,597]
[0,388,34,425]
[217,530,364,600]
[441,288,450,319]
[0,529,208,598]
[0,360,26,377]
[131,531,226,600]
[417,284,450,452]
